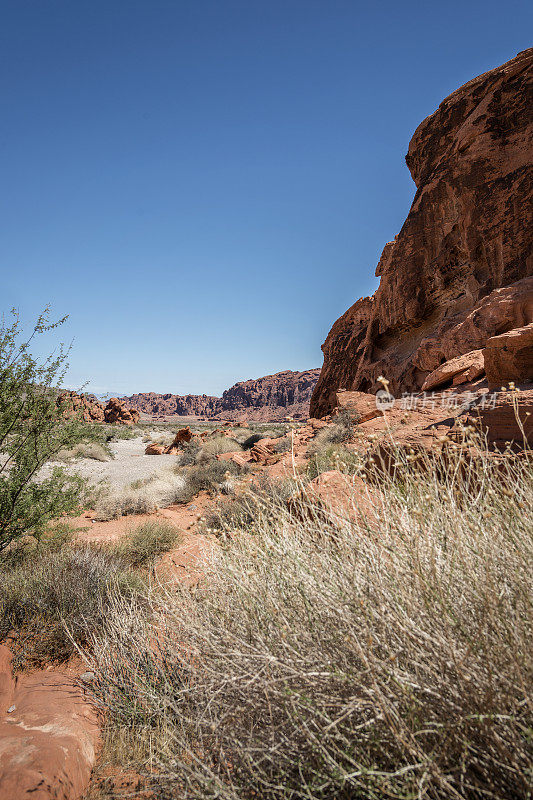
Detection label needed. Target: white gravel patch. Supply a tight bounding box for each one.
[39,437,179,491]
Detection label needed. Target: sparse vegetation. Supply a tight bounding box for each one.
[94,470,188,520]
[111,520,180,567]
[204,475,298,533]
[306,442,362,479]
[196,435,242,460]
[273,434,292,453]
[55,440,112,462]
[175,458,249,504]
[175,441,201,466]
[306,411,354,456]
[89,442,533,800]
[0,544,140,670]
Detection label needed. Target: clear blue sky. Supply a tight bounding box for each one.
[2,1,531,396]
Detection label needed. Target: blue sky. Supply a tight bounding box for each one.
[2,1,532,396]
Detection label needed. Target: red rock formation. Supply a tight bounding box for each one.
[484,324,533,387]
[57,392,139,425]
[103,398,140,425]
[334,390,384,423]
[311,49,533,417]
[123,392,219,418]
[421,350,485,391]
[121,369,321,422]
[0,645,98,800]
[57,391,105,423]
[469,387,533,445]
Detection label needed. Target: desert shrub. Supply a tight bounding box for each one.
[306,415,354,460]
[0,546,140,669]
[204,476,298,534]
[95,471,188,520]
[273,435,292,453]
[196,436,242,461]
[55,441,112,462]
[106,425,139,441]
[306,443,362,479]
[95,492,157,521]
[175,442,201,466]
[175,459,247,504]
[112,521,180,567]
[153,432,175,447]
[0,308,91,552]
[241,432,264,450]
[90,444,533,800]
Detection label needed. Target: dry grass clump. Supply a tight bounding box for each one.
[90,444,532,800]
[94,471,188,520]
[204,476,298,534]
[174,459,249,504]
[0,545,139,670]
[306,412,354,459]
[306,443,362,479]
[196,436,242,461]
[111,520,180,567]
[273,435,292,453]
[175,441,201,466]
[55,441,112,462]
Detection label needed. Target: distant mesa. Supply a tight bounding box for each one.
[120,368,321,422]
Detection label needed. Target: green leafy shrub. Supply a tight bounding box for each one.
[0,308,90,552]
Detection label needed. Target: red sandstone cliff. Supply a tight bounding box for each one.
[121,368,321,421]
[310,48,533,417]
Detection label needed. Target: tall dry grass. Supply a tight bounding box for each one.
[87,441,533,799]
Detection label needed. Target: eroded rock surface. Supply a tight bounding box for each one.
[484,323,533,387]
[311,49,533,417]
[103,397,140,425]
[0,646,98,800]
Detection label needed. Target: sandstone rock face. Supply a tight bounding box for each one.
[0,645,98,800]
[470,388,533,445]
[334,390,384,423]
[249,439,278,465]
[145,443,165,455]
[164,427,193,454]
[121,369,321,422]
[421,350,485,391]
[484,323,533,387]
[311,49,533,417]
[123,392,220,418]
[103,397,140,425]
[57,391,105,423]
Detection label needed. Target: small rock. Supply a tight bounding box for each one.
[7,704,15,713]
[80,671,95,684]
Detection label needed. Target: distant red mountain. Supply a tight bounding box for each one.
[121,368,321,422]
